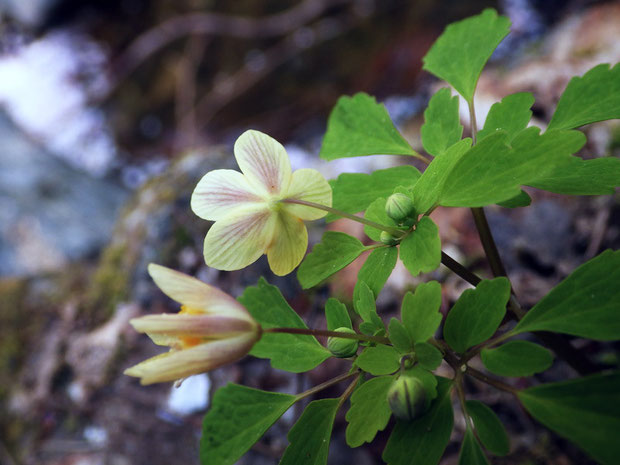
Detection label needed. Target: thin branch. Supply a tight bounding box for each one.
[112,0,351,82]
[441,251,481,286]
[296,371,359,401]
[265,327,390,345]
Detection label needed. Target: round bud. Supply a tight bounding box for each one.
[380,231,399,246]
[387,376,427,421]
[385,193,416,223]
[327,327,359,358]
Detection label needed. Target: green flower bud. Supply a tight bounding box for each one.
[327,327,359,358]
[385,193,416,223]
[380,231,399,245]
[387,376,427,421]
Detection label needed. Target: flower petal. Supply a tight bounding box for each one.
[191,169,264,221]
[148,264,251,320]
[267,211,308,276]
[283,168,332,220]
[130,314,256,338]
[234,130,292,195]
[203,204,276,271]
[124,333,257,385]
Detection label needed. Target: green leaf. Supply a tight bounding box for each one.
[422,9,511,102]
[329,166,421,220]
[363,197,399,241]
[514,249,620,340]
[320,93,416,160]
[389,318,414,353]
[497,190,531,208]
[298,231,366,289]
[325,298,352,331]
[465,400,510,456]
[415,342,443,370]
[346,376,394,447]
[548,63,620,130]
[354,282,384,331]
[421,88,463,156]
[412,138,472,213]
[280,398,339,465]
[240,278,330,372]
[200,384,296,465]
[458,428,490,465]
[443,278,511,354]
[528,155,620,196]
[477,92,534,141]
[399,217,441,277]
[357,344,401,376]
[383,377,454,465]
[353,246,398,304]
[518,372,620,465]
[481,340,553,377]
[440,128,587,207]
[401,280,442,343]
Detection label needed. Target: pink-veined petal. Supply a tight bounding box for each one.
[283,168,332,220]
[234,130,292,196]
[130,314,257,338]
[148,264,251,321]
[124,333,257,385]
[203,204,276,271]
[191,169,264,221]
[267,211,308,276]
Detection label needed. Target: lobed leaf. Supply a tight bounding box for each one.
[200,384,296,465]
[325,298,352,331]
[356,344,401,376]
[465,400,510,456]
[477,92,534,141]
[297,231,366,289]
[280,398,340,465]
[399,217,441,277]
[401,280,443,343]
[240,278,330,372]
[353,246,398,304]
[443,278,511,354]
[422,9,511,102]
[514,249,620,340]
[346,376,394,447]
[458,428,490,465]
[481,340,553,377]
[320,93,417,160]
[354,281,385,332]
[421,87,463,156]
[414,342,443,370]
[412,138,472,213]
[329,166,421,221]
[548,63,620,130]
[388,318,414,354]
[518,372,620,465]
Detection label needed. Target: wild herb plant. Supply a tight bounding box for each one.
[125,9,620,465]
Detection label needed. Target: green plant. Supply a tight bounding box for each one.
[127,9,620,465]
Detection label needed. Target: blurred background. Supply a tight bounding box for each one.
[1,1,619,464]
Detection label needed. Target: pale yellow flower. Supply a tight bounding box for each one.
[124,264,261,385]
[191,130,332,276]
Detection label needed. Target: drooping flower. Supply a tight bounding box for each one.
[124,264,261,385]
[191,130,332,276]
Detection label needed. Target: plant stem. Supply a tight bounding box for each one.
[282,199,406,237]
[441,252,481,286]
[471,206,509,279]
[265,327,390,344]
[465,366,518,395]
[296,371,359,401]
[461,330,516,364]
[338,373,361,408]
